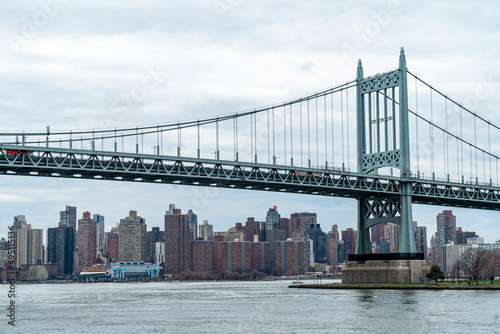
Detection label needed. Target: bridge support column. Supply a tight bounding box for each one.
[354,48,418,258]
[399,183,416,253]
[398,48,416,254]
[355,198,371,255]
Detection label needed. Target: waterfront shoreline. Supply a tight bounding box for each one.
[289,283,500,290]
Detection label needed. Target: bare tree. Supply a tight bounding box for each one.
[451,259,461,283]
[460,248,489,285]
[481,250,500,284]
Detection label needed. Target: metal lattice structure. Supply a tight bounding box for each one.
[355,48,415,254]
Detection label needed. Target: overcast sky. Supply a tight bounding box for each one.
[1,1,500,244]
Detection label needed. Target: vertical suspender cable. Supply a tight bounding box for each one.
[488,123,491,182]
[430,89,434,175]
[470,141,473,180]
[331,93,334,167]
[233,117,236,160]
[272,108,275,164]
[307,99,311,168]
[414,78,420,173]
[267,109,270,164]
[177,123,181,157]
[324,95,328,168]
[316,97,319,168]
[236,114,238,161]
[156,124,159,155]
[483,151,486,183]
[443,98,450,175]
[250,113,253,160]
[460,106,463,179]
[254,113,257,163]
[300,101,303,167]
[290,104,293,166]
[216,117,219,160]
[136,127,139,154]
[197,120,200,158]
[474,116,478,179]
[283,105,286,165]
[456,122,459,181]
[341,89,344,166]
[346,88,350,169]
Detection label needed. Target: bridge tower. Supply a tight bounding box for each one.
[355,48,416,255]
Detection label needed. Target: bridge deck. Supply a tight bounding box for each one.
[1,145,499,211]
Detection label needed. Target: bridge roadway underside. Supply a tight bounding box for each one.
[1,146,500,211]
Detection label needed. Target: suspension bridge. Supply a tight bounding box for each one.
[1,48,499,254]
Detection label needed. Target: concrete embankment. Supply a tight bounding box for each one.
[289,284,500,290]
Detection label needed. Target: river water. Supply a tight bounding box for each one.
[1,280,499,333]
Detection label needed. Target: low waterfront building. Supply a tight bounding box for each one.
[106,262,161,279]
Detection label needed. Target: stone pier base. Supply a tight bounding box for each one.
[342,255,427,284]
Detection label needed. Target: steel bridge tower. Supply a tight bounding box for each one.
[355,48,416,255]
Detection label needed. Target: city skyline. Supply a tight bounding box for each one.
[2,202,499,246]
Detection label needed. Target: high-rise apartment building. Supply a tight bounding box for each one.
[14,217,43,268]
[164,207,191,274]
[93,214,105,255]
[413,221,427,258]
[436,210,456,265]
[187,209,198,241]
[370,223,387,246]
[199,220,214,241]
[326,225,339,266]
[342,228,357,262]
[155,242,165,267]
[77,211,97,273]
[384,223,400,253]
[292,212,317,232]
[118,210,147,262]
[455,227,477,245]
[13,215,29,230]
[308,224,327,263]
[265,206,280,230]
[47,222,74,276]
[0,238,7,251]
[146,227,164,263]
[337,239,345,264]
[60,205,77,250]
[191,240,275,275]
[274,240,307,276]
[437,210,456,245]
[165,203,181,215]
[107,232,119,263]
[251,241,270,273]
